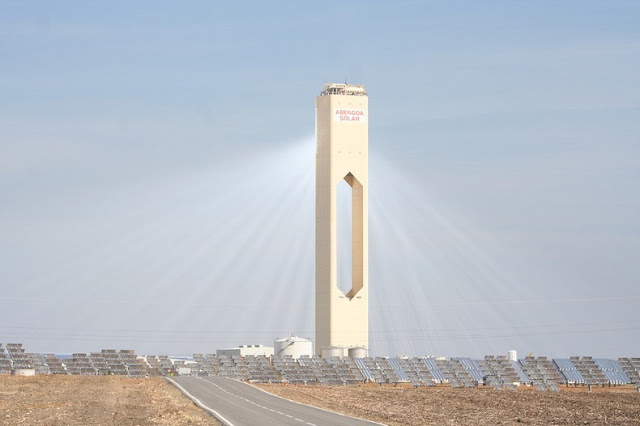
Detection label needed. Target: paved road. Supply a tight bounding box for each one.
[168,376,382,426]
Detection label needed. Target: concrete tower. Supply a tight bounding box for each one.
[315,83,368,356]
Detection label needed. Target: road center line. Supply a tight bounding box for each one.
[197,377,317,425]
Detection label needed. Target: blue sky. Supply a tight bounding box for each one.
[1,1,639,358]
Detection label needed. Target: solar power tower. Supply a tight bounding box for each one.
[315,83,369,356]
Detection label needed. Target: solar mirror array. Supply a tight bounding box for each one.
[1,342,639,392]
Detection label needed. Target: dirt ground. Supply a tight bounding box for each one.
[257,383,640,425]
[2,376,639,425]
[0,375,218,425]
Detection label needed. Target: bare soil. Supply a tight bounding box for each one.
[2,376,638,425]
[0,375,218,425]
[256,383,640,425]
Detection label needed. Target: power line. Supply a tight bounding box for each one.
[2,324,639,343]
[1,295,638,307]
[2,318,639,335]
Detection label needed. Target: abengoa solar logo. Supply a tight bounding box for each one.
[334,109,366,122]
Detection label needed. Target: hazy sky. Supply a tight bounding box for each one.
[1,1,639,358]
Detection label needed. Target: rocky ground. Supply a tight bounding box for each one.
[0,375,218,425]
[257,383,640,425]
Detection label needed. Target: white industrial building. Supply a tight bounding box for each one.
[216,344,274,357]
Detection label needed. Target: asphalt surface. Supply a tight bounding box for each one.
[168,376,382,426]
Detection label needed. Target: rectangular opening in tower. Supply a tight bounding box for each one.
[337,178,352,297]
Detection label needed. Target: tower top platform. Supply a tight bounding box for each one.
[320,83,367,97]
